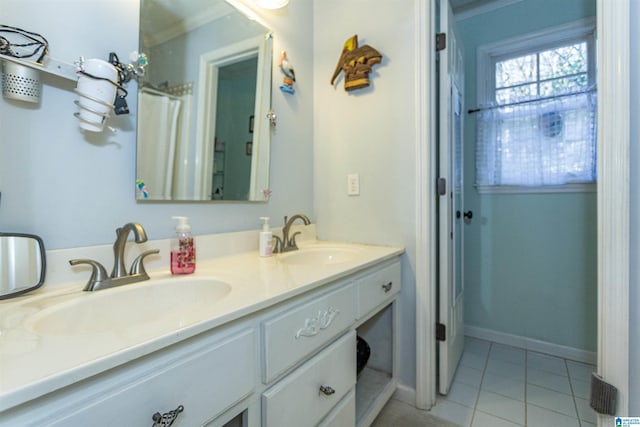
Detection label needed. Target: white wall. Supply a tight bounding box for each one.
[0,0,314,249]
[313,0,419,390]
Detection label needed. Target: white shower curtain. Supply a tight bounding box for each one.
[138,92,182,200]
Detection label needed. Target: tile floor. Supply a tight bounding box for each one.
[426,337,598,427]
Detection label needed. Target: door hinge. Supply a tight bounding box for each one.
[437,177,447,196]
[436,33,446,51]
[436,323,446,341]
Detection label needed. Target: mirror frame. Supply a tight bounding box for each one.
[0,232,46,300]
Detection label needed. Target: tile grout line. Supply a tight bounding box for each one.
[524,349,528,426]
[469,340,492,427]
[565,356,583,426]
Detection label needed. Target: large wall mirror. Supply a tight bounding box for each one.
[137,0,273,202]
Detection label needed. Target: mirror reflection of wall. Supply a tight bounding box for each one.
[213,56,258,200]
[137,0,272,202]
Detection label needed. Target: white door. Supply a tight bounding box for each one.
[437,0,465,395]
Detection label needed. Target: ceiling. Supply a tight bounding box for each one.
[140,0,234,46]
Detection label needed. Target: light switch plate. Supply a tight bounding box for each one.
[347,173,360,196]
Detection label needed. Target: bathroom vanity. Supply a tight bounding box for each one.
[0,234,403,427]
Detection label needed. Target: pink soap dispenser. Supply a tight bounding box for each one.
[170,216,196,274]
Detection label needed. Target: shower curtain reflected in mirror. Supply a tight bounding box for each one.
[137,86,192,200]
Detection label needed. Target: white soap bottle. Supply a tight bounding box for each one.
[171,216,196,274]
[259,217,273,257]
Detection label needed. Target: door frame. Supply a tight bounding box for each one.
[414,0,631,418]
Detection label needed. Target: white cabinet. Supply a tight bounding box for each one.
[318,389,356,427]
[3,256,402,427]
[357,261,401,319]
[355,261,401,427]
[262,282,356,383]
[262,258,402,427]
[262,331,356,426]
[4,327,257,427]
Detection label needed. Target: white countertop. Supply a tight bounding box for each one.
[0,238,403,413]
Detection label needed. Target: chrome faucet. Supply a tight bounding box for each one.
[69,222,159,291]
[274,214,311,253]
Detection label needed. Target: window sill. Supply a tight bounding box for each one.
[475,183,596,195]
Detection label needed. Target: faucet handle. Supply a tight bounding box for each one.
[130,249,160,276]
[288,231,302,250]
[272,235,283,254]
[69,259,110,291]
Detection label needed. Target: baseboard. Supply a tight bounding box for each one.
[465,325,597,365]
[392,383,417,407]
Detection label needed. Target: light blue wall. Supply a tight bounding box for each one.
[0,0,314,249]
[458,0,598,351]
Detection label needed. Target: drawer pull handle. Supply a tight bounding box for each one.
[319,385,336,396]
[152,405,184,427]
[382,281,393,293]
[295,307,340,339]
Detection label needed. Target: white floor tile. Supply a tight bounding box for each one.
[380,338,595,427]
[461,350,489,371]
[527,351,568,376]
[481,371,525,401]
[489,344,526,366]
[431,397,474,427]
[569,377,591,399]
[475,390,525,425]
[526,403,580,427]
[526,383,578,417]
[471,410,523,427]
[454,365,484,388]
[485,358,525,382]
[566,360,595,382]
[465,337,491,357]
[527,367,572,394]
[575,397,597,423]
[445,380,480,408]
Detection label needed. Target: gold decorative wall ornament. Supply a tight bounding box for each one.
[330,35,382,92]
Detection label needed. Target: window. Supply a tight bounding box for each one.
[475,19,596,191]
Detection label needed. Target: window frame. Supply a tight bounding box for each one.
[475,18,597,194]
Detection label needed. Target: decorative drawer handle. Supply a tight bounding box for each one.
[319,385,336,396]
[152,405,184,427]
[295,307,340,339]
[382,281,393,293]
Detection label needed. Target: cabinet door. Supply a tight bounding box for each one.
[47,329,256,427]
[262,331,356,426]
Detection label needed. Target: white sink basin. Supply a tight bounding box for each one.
[279,247,361,266]
[25,277,231,336]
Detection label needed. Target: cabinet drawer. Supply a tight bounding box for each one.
[357,260,401,319]
[262,331,356,427]
[262,283,356,383]
[318,389,355,427]
[49,329,256,427]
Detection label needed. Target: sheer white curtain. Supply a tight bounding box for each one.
[476,91,597,187]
